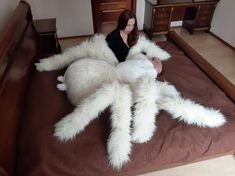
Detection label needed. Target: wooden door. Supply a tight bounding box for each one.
[91,0,136,34]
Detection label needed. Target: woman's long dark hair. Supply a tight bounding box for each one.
[117,9,138,47]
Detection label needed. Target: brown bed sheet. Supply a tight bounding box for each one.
[15,41,235,176]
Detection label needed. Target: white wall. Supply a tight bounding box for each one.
[210,0,235,48]
[0,0,19,31]
[136,0,145,30]
[0,0,144,37]
[27,0,94,37]
[4,0,233,48]
[27,0,145,37]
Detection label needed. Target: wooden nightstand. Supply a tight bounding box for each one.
[33,18,61,58]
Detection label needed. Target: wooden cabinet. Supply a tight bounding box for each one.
[33,18,61,58]
[183,3,216,34]
[144,0,219,37]
[91,0,136,34]
[153,7,173,33]
[144,1,172,37]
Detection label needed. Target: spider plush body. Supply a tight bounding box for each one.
[35,34,226,170]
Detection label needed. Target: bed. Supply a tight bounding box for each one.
[0,1,235,176]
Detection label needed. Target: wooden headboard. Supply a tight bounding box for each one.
[0,1,37,175]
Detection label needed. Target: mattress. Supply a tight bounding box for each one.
[15,40,235,176]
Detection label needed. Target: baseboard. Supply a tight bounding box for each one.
[209,31,235,51]
[59,34,93,40]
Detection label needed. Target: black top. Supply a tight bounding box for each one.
[105,29,130,62]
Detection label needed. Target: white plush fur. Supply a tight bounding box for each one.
[36,34,226,170]
[57,83,67,91]
[107,83,132,170]
[156,81,181,98]
[63,58,116,104]
[131,76,161,143]
[35,34,118,72]
[115,59,157,84]
[159,96,226,128]
[57,75,64,82]
[126,35,171,61]
[54,81,119,141]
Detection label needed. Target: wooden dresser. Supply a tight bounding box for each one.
[144,0,220,38]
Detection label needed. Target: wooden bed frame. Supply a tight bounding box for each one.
[167,32,235,103]
[0,1,234,176]
[0,1,37,176]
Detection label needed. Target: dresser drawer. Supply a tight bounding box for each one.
[154,8,171,19]
[198,4,215,11]
[100,1,127,10]
[195,4,215,27]
[197,4,215,17]
[153,24,169,32]
[154,7,171,14]
[153,7,171,32]
[154,7,171,18]
[155,13,171,20]
[101,9,123,22]
[154,18,170,26]
[195,17,211,27]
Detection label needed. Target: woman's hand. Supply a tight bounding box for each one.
[148,57,163,74]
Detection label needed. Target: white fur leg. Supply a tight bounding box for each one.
[159,96,226,128]
[126,35,171,61]
[35,44,89,71]
[150,44,171,61]
[132,76,160,143]
[107,83,132,170]
[35,34,118,72]
[156,81,180,98]
[57,83,67,91]
[57,76,64,82]
[54,81,119,141]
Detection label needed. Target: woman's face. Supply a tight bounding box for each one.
[124,18,135,34]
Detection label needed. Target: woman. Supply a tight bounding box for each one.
[106,9,138,63]
[106,9,162,74]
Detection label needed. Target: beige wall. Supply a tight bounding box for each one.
[1,0,234,48]
[136,0,145,30]
[0,0,19,31]
[27,0,94,37]
[1,0,144,37]
[27,0,145,37]
[211,0,235,48]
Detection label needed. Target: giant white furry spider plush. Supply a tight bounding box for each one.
[35,34,226,170]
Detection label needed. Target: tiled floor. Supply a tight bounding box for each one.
[139,155,235,176]
[173,28,235,85]
[59,28,235,176]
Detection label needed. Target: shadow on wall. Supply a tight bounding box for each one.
[0,0,18,31]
